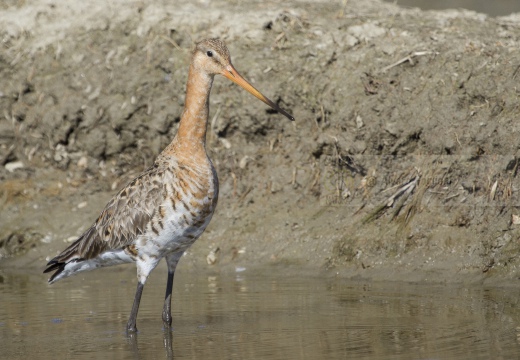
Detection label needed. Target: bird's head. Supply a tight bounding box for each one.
[191,38,294,121]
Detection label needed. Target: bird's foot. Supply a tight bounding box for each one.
[126,321,138,333]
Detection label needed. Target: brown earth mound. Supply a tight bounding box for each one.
[1,0,520,284]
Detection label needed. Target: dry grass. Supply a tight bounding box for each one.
[0,179,33,205]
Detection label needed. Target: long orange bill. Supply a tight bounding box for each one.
[222,64,295,121]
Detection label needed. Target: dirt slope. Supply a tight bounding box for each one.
[1,0,520,284]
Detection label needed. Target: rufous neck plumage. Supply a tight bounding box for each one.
[161,64,214,159]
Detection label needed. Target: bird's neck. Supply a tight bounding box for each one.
[161,65,214,160]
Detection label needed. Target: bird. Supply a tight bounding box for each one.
[44,38,294,332]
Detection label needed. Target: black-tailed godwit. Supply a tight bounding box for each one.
[44,38,294,332]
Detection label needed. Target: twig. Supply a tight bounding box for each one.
[444,193,460,202]
[231,172,237,198]
[238,186,252,203]
[489,180,498,201]
[209,105,222,143]
[362,176,419,224]
[160,36,185,53]
[380,51,438,73]
[390,179,417,220]
[386,177,418,207]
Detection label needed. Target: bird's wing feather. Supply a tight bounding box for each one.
[46,164,170,265]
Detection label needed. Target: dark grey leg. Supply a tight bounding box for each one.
[162,271,174,327]
[127,281,144,332]
[162,252,183,329]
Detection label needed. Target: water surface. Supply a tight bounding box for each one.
[1,266,520,359]
[383,0,520,16]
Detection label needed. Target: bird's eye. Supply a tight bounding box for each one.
[206,50,213,57]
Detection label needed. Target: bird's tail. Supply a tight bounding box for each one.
[44,237,86,283]
[44,231,133,284]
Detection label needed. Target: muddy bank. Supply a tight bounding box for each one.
[1,0,520,284]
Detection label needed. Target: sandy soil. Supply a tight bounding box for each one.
[1,0,520,284]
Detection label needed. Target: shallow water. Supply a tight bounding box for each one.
[383,0,520,16]
[1,266,520,360]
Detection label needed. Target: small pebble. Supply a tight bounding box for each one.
[77,202,87,209]
[5,161,24,172]
[77,156,88,168]
[220,138,231,149]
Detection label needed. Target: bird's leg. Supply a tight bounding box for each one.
[163,252,183,328]
[127,257,160,332]
[162,271,174,327]
[127,281,144,332]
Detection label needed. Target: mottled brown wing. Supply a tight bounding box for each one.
[49,165,169,263]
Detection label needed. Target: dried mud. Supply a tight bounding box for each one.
[1,0,520,284]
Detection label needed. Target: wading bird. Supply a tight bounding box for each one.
[44,38,294,332]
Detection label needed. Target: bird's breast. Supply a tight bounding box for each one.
[141,159,218,255]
